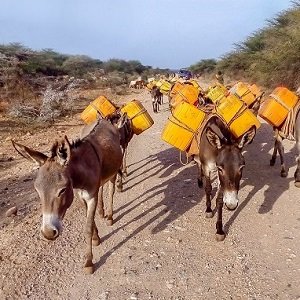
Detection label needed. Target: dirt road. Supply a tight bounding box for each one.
[0,90,300,299]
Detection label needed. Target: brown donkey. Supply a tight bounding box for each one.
[195,117,256,241]
[106,110,134,191]
[269,111,300,185]
[12,119,123,274]
[151,86,163,113]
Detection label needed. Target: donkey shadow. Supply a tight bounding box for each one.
[95,123,297,270]
[95,147,203,270]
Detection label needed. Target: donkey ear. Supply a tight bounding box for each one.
[237,126,256,149]
[115,112,127,129]
[12,140,48,166]
[55,136,72,166]
[121,112,129,126]
[206,127,223,149]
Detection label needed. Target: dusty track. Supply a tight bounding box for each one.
[0,90,300,299]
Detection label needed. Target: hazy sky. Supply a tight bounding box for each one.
[0,0,293,69]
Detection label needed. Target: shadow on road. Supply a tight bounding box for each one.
[95,147,203,270]
[96,123,298,271]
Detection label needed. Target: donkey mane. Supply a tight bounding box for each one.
[50,118,109,159]
[71,139,84,149]
[50,136,87,159]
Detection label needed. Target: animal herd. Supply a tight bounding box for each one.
[11,78,300,273]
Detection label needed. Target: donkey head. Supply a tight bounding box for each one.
[12,137,74,240]
[150,86,159,98]
[114,112,134,150]
[206,126,256,210]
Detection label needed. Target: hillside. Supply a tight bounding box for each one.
[190,1,300,89]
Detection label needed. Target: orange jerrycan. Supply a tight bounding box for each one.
[121,100,154,135]
[172,84,199,106]
[258,87,298,127]
[81,96,116,124]
[162,101,206,151]
[230,82,261,107]
[216,94,260,138]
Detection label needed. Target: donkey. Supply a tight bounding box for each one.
[151,86,163,113]
[195,117,256,241]
[248,93,265,116]
[12,119,123,274]
[269,111,300,186]
[106,110,134,191]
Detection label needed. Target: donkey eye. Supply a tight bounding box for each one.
[58,188,66,197]
[217,166,224,174]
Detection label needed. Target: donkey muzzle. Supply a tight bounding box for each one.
[41,226,59,240]
[41,214,61,240]
[223,191,239,211]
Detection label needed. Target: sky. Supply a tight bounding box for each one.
[0,0,294,69]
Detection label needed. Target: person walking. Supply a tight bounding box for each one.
[215,71,224,85]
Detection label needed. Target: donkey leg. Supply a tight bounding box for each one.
[117,149,127,192]
[194,156,203,188]
[198,166,204,188]
[116,172,123,193]
[203,172,213,218]
[215,190,225,241]
[294,139,300,187]
[98,186,104,219]
[106,177,116,226]
[81,193,100,246]
[92,220,101,246]
[270,139,278,166]
[168,96,172,111]
[294,113,300,186]
[122,148,128,177]
[277,138,288,177]
[153,101,157,113]
[83,194,98,274]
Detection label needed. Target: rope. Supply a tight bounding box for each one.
[185,113,220,157]
[127,108,147,120]
[231,85,263,106]
[168,115,196,134]
[278,100,300,141]
[270,93,291,111]
[227,104,248,127]
[179,151,190,166]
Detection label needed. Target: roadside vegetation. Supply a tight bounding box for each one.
[1,1,300,123]
[189,1,300,89]
[0,43,169,122]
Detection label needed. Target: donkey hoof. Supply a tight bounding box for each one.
[294,181,300,188]
[84,265,94,275]
[270,159,275,166]
[92,238,101,246]
[106,219,113,226]
[205,212,213,218]
[281,171,288,177]
[215,233,226,242]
